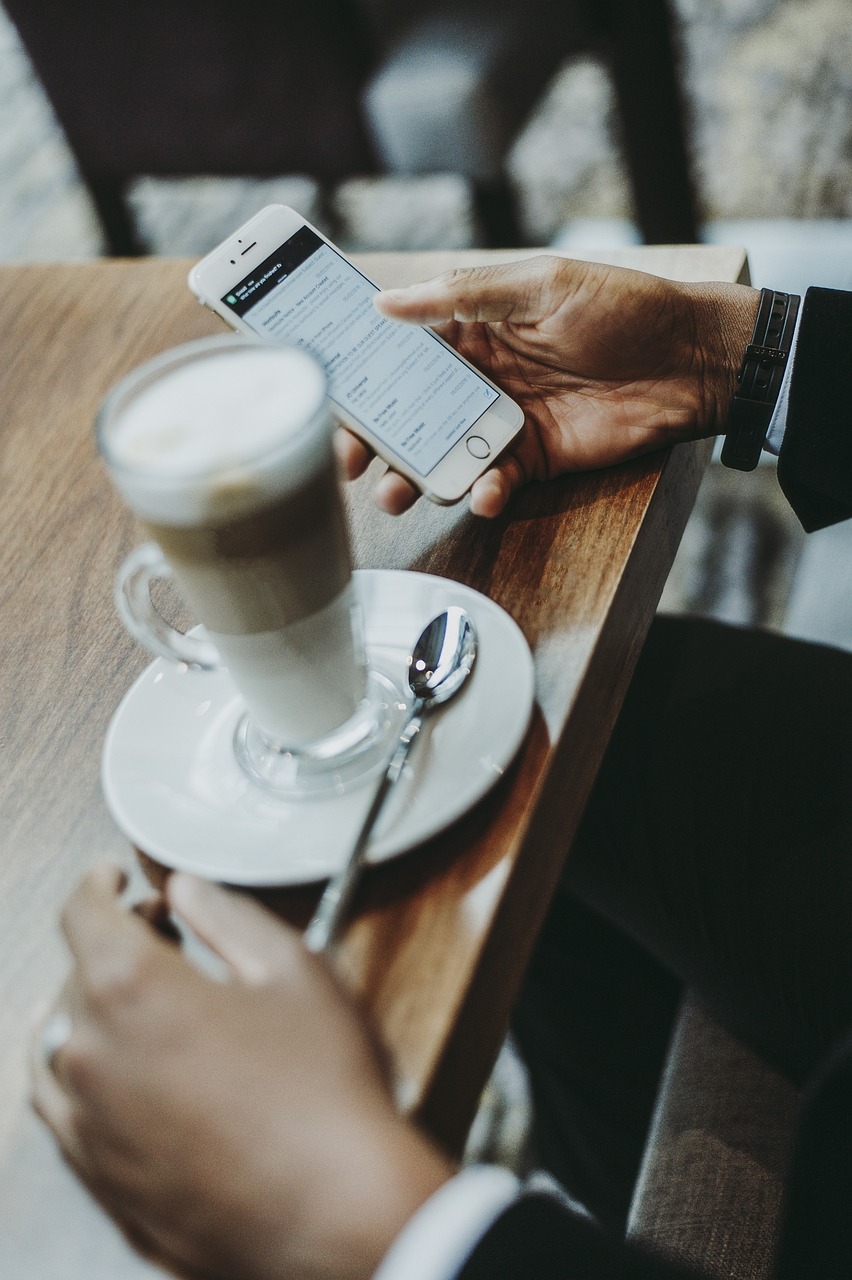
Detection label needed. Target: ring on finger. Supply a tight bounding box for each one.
[40,1010,73,1073]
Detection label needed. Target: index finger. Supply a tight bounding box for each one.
[334,427,421,515]
[60,865,155,985]
[373,470,420,516]
[373,256,563,326]
[333,427,373,481]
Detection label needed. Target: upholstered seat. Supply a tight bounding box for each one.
[628,994,801,1280]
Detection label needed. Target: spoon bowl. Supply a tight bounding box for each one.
[407,605,477,709]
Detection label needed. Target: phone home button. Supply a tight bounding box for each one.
[465,435,491,460]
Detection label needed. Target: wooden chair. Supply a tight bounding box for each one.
[4,0,379,255]
[360,0,700,246]
[7,0,698,254]
[628,995,801,1280]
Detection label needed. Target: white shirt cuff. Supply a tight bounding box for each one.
[372,1165,520,1280]
[763,310,802,456]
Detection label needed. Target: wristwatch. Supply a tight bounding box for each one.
[721,288,800,471]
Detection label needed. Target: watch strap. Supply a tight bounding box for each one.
[721,288,800,471]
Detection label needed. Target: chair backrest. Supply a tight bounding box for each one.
[8,0,698,249]
[5,0,378,181]
[362,0,584,182]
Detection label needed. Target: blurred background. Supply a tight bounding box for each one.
[1,0,850,644]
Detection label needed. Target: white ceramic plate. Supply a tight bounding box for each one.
[101,569,535,885]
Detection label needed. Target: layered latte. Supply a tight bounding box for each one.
[103,343,364,747]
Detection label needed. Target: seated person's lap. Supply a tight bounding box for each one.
[513,615,852,1219]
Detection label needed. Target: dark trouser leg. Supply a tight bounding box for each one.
[512,894,681,1231]
[513,615,852,1224]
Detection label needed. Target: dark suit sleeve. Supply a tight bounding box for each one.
[777,287,852,531]
[455,1193,702,1280]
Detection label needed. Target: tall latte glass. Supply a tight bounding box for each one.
[97,337,394,795]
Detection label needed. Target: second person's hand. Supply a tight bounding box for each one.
[31,867,452,1280]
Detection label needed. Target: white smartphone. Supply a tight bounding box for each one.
[188,205,524,504]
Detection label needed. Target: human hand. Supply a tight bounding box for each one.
[31,867,451,1280]
[338,255,758,517]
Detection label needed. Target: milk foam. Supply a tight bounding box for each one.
[103,344,331,525]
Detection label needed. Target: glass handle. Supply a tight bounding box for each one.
[115,542,220,670]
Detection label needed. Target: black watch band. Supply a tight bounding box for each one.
[721,288,800,471]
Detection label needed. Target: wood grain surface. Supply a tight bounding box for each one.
[0,245,747,1276]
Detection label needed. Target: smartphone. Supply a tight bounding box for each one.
[188,205,524,504]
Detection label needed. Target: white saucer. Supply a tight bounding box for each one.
[101,569,535,886]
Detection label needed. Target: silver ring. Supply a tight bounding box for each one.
[40,1011,72,1072]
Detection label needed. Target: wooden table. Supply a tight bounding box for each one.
[0,244,748,1277]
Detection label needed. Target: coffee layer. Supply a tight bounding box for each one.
[146,469,351,635]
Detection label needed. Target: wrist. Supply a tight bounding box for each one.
[312,1115,455,1280]
[684,282,761,434]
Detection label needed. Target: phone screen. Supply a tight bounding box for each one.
[222,227,499,478]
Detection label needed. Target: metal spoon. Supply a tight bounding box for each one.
[303,606,477,953]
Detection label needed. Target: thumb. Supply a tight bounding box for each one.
[469,453,528,518]
[374,257,560,327]
[167,873,302,985]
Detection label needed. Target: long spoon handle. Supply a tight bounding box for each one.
[303,705,424,953]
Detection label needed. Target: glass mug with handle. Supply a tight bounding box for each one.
[97,336,399,795]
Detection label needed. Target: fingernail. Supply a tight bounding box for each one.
[470,472,504,518]
[376,284,430,304]
[89,862,129,893]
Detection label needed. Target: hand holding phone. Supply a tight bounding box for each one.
[188,205,524,507]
